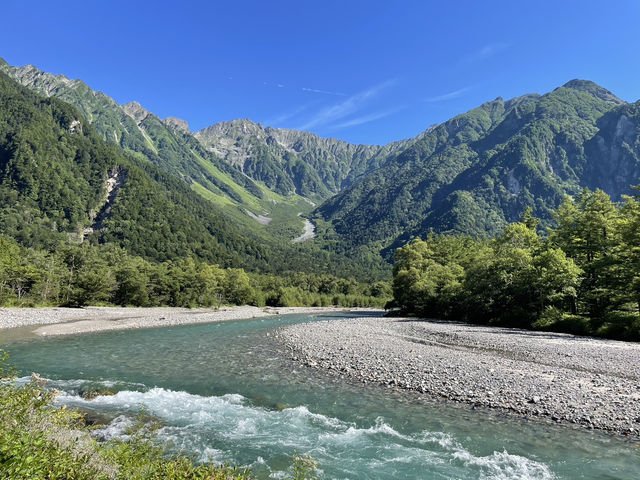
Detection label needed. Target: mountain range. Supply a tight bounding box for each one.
[318,80,640,251]
[1,57,639,276]
[194,118,414,199]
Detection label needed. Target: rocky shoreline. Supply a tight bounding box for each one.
[278,316,640,438]
[0,306,370,338]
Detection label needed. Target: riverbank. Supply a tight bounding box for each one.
[278,316,640,437]
[0,306,376,339]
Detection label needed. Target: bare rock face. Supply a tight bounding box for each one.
[69,119,82,134]
[193,118,415,194]
[194,119,270,167]
[122,101,150,125]
[162,116,190,134]
[0,63,84,97]
[84,166,128,241]
[194,118,386,166]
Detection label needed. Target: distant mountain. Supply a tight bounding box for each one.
[0,70,270,268]
[195,119,414,199]
[3,56,639,269]
[0,63,391,278]
[315,80,639,251]
[0,59,410,217]
[0,61,268,199]
[0,60,331,251]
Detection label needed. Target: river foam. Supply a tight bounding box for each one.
[7,311,638,479]
[41,378,555,480]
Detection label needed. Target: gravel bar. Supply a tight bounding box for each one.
[0,306,367,338]
[278,316,640,437]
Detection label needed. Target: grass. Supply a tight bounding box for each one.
[191,150,262,209]
[191,181,234,207]
[189,153,316,243]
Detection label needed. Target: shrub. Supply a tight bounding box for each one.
[532,308,592,336]
[596,312,640,341]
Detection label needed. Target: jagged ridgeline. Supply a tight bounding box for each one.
[0,71,269,268]
[3,57,640,270]
[0,60,266,206]
[0,59,407,208]
[0,60,393,253]
[316,81,640,250]
[194,119,413,199]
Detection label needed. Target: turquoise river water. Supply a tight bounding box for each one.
[2,312,639,479]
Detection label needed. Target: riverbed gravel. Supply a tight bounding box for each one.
[0,306,360,337]
[278,316,640,437]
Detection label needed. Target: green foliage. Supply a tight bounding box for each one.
[317,82,639,257]
[595,312,640,341]
[392,189,640,341]
[531,308,592,336]
[549,190,623,317]
[0,236,390,308]
[392,235,471,318]
[252,272,390,308]
[291,453,318,480]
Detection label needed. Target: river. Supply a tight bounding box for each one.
[3,312,638,479]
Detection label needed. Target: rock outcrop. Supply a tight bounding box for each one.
[122,101,150,125]
[162,116,190,134]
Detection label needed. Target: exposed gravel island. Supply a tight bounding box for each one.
[278,316,640,437]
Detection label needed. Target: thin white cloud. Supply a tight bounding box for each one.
[298,80,396,130]
[265,102,317,126]
[277,84,285,88]
[334,107,403,128]
[467,43,508,63]
[424,87,471,102]
[301,87,347,97]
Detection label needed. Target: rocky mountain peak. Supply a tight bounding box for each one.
[195,119,267,144]
[205,118,262,134]
[123,101,150,124]
[162,116,190,134]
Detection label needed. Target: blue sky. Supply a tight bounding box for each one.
[2,0,639,144]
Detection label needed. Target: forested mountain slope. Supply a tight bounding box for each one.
[1,59,409,208]
[0,59,319,245]
[0,71,271,268]
[4,56,639,270]
[315,80,639,251]
[0,59,262,200]
[0,70,394,279]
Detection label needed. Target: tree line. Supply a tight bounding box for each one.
[391,189,640,341]
[0,236,389,309]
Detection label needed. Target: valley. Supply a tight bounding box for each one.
[1,50,640,480]
[6,60,640,270]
